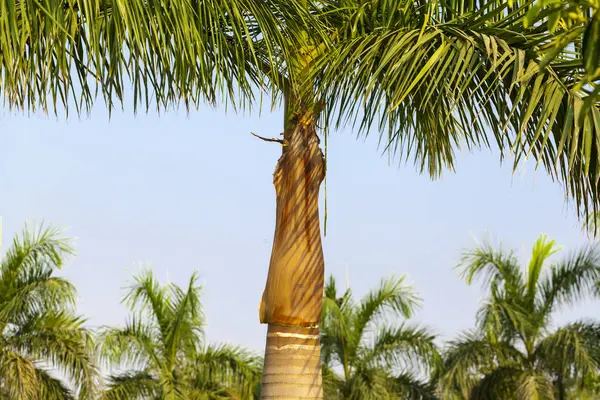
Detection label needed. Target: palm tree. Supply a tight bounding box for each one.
[5,1,600,397]
[320,275,440,399]
[0,223,98,399]
[441,235,600,399]
[98,269,262,400]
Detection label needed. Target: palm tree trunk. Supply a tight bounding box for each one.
[259,109,325,399]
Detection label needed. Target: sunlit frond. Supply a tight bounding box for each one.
[364,324,440,374]
[355,275,420,336]
[0,0,322,114]
[315,0,600,213]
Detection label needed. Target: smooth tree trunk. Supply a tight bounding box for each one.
[259,109,325,399]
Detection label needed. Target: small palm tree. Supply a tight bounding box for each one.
[98,269,262,400]
[0,223,98,399]
[321,275,440,399]
[441,235,600,399]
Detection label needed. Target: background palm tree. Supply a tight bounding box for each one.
[98,269,262,400]
[320,275,440,399]
[0,223,98,399]
[5,1,600,397]
[441,235,600,399]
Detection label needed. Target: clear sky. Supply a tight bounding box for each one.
[0,99,598,353]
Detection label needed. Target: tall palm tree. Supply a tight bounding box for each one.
[98,269,262,400]
[441,235,600,399]
[5,1,600,397]
[0,223,98,399]
[321,275,440,399]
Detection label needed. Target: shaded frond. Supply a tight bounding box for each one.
[515,369,555,400]
[101,371,158,400]
[535,321,600,378]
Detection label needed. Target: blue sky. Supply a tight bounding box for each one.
[0,100,597,352]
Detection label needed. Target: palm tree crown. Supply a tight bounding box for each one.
[0,223,98,399]
[321,275,440,399]
[442,235,600,399]
[98,269,262,400]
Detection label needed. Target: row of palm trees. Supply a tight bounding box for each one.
[1,224,599,399]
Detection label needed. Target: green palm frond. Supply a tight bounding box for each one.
[189,344,262,399]
[123,268,172,336]
[355,275,420,335]
[470,366,522,400]
[0,0,321,114]
[391,371,439,399]
[442,331,526,396]
[97,317,159,370]
[525,235,561,306]
[315,0,600,213]
[101,370,158,400]
[36,368,76,400]
[535,321,600,378]
[164,272,204,366]
[458,240,524,293]
[8,311,98,398]
[364,324,440,374]
[538,244,600,313]
[515,369,555,400]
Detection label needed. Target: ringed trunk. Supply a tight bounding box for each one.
[259,110,325,399]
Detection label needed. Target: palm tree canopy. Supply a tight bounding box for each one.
[98,269,262,400]
[441,235,600,399]
[321,275,440,399]
[2,0,600,213]
[0,223,98,399]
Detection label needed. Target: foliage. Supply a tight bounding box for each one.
[97,269,262,400]
[441,235,600,399]
[321,275,441,399]
[0,223,98,399]
[0,1,600,214]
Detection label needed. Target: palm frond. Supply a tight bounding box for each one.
[0,0,322,114]
[315,0,600,213]
[515,369,555,400]
[97,318,159,370]
[101,370,158,400]
[458,240,525,296]
[36,368,76,400]
[0,222,73,288]
[355,275,420,337]
[164,271,204,367]
[8,311,99,398]
[189,344,262,399]
[470,366,522,400]
[391,371,439,400]
[441,331,526,397]
[364,323,441,374]
[525,235,560,306]
[122,268,172,338]
[538,244,600,314]
[535,321,600,379]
